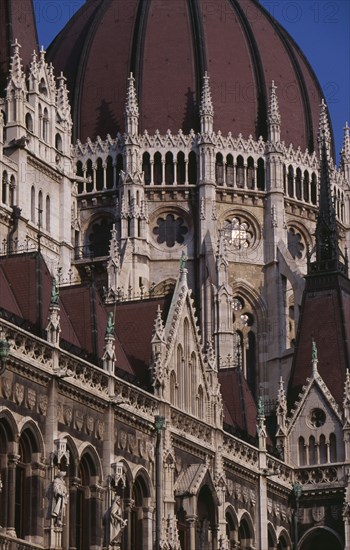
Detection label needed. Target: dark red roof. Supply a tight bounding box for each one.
[218,368,257,438]
[0,0,38,94]
[288,273,350,407]
[47,0,324,150]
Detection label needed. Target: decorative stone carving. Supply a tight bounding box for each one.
[14,383,24,405]
[27,388,36,410]
[51,472,68,527]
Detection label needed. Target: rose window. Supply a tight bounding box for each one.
[153,214,188,247]
[224,217,253,249]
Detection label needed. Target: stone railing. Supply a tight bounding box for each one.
[295,463,345,488]
[223,433,259,470]
[0,534,43,550]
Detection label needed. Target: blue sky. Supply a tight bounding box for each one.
[34,0,349,162]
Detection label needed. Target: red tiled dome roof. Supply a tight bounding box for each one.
[48,0,324,151]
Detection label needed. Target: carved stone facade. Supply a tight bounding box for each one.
[0,2,350,550]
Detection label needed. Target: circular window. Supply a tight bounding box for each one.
[309,408,326,428]
[152,213,188,248]
[224,217,253,249]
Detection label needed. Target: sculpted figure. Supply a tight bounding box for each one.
[109,495,127,546]
[51,471,68,526]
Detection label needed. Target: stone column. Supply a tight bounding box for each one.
[6,453,20,537]
[186,515,197,550]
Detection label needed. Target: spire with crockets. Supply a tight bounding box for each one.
[308,100,348,276]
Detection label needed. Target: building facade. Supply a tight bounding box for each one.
[0,0,349,549]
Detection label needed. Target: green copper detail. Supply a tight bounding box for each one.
[106,311,115,337]
[312,340,318,362]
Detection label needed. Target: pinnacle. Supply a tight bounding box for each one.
[268,80,281,125]
[125,72,139,117]
[200,71,214,117]
[318,99,331,150]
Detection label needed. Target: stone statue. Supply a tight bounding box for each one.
[51,471,68,526]
[51,278,59,306]
[106,311,115,337]
[109,495,127,547]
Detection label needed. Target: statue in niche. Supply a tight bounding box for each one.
[51,471,68,527]
[104,494,127,548]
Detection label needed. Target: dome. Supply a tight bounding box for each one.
[48,0,324,151]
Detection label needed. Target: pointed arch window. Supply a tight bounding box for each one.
[46,195,50,231]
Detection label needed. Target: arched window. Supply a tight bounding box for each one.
[131,476,151,550]
[38,104,43,138]
[170,370,177,405]
[319,434,327,464]
[116,154,124,185]
[2,170,8,204]
[9,175,15,206]
[247,156,255,189]
[16,429,41,540]
[330,433,337,462]
[257,158,265,190]
[142,152,151,185]
[43,108,49,142]
[25,113,33,133]
[283,164,286,193]
[309,435,316,464]
[188,151,197,185]
[0,417,15,530]
[239,517,253,549]
[226,510,238,548]
[86,159,94,192]
[177,151,185,184]
[303,170,310,202]
[10,90,16,121]
[190,352,197,415]
[177,344,184,408]
[76,453,100,550]
[106,155,114,189]
[215,153,224,184]
[96,157,104,191]
[39,78,48,96]
[154,152,162,184]
[198,385,204,419]
[226,154,234,186]
[165,152,174,184]
[311,173,317,205]
[247,331,256,396]
[76,161,84,193]
[31,186,35,222]
[296,168,302,199]
[236,155,244,188]
[287,165,294,197]
[46,195,50,231]
[55,133,62,151]
[38,190,43,227]
[298,436,306,466]
[86,218,113,257]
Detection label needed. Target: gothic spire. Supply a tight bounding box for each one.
[309,101,347,275]
[200,71,214,134]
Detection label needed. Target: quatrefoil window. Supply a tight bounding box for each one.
[153,214,188,247]
[309,408,326,428]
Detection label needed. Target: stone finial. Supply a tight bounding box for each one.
[216,230,229,270]
[152,305,165,344]
[200,71,214,134]
[108,224,120,269]
[56,71,71,120]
